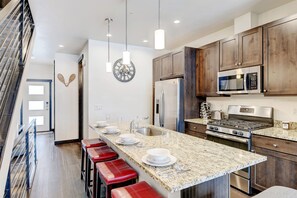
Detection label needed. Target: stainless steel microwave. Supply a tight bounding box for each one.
[217,66,263,95]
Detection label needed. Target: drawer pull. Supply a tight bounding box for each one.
[273,144,278,148]
[193,127,197,129]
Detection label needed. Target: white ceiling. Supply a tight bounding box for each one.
[28,0,293,64]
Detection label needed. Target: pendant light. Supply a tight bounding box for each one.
[122,0,131,65]
[155,0,165,49]
[105,18,113,72]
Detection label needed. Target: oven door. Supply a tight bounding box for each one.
[206,130,252,194]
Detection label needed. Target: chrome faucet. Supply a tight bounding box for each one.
[130,116,149,133]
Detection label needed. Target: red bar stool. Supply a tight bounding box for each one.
[96,158,138,198]
[81,138,106,181]
[111,181,163,198]
[86,146,118,198]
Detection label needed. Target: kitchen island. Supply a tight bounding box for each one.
[89,124,266,198]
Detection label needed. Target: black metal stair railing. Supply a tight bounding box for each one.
[0,0,34,159]
[4,120,37,198]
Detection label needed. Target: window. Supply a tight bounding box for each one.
[28,101,44,110]
[28,85,44,95]
[29,116,44,126]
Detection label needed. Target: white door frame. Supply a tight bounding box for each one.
[26,79,53,132]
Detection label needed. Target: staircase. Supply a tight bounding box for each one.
[0,0,35,197]
[0,0,34,158]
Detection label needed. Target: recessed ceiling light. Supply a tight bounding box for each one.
[143,40,148,43]
[174,20,180,24]
[59,44,64,48]
[106,33,112,37]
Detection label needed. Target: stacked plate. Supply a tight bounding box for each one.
[116,134,140,145]
[142,148,176,167]
[94,121,109,128]
[103,126,120,134]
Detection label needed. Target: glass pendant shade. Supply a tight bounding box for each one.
[106,62,112,72]
[155,29,165,50]
[122,51,130,65]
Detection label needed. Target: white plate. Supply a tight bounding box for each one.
[102,129,121,134]
[115,138,140,145]
[94,123,109,128]
[142,154,177,167]
[146,156,171,164]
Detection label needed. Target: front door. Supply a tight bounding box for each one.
[23,80,51,132]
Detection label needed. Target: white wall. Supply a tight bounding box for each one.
[87,40,154,137]
[174,0,297,122]
[54,53,79,141]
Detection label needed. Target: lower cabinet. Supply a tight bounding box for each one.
[252,135,297,191]
[185,122,206,139]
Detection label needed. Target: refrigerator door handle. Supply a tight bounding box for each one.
[160,91,165,127]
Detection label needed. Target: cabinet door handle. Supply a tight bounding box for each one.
[264,89,267,93]
[235,62,238,66]
[251,150,255,153]
[193,126,197,129]
[273,144,278,148]
[238,62,242,66]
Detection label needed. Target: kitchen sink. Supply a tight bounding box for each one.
[136,127,164,136]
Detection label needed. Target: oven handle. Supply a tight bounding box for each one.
[206,130,249,144]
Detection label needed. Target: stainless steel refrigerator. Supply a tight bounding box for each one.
[154,78,184,132]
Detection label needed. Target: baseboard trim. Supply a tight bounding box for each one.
[54,139,80,145]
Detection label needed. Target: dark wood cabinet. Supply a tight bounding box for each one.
[220,36,238,71]
[172,50,184,76]
[185,122,207,139]
[196,41,220,97]
[160,53,172,79]
[263,15,297,95]
[220,27,263,71]
[252,135,297,191]
[153,50,185,80]
[153,59,161,84]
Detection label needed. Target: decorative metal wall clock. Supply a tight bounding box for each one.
[112,58,136,82]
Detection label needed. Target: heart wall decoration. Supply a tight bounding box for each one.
[57,73,76,87]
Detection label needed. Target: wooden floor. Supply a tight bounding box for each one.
[29,133,250,198]
[30,133,86,198]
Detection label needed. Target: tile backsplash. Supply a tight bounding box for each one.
[207,94,297,122]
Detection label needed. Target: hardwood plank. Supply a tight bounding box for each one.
[30,133,86,198]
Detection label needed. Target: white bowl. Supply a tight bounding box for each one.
[96,121,107,127]
[119,134,135,142]
[146,148,170,162]
[105,126,118,133]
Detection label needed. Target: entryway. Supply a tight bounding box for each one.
[23,79,53,132]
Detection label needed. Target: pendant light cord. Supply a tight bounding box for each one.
[158,0,160,29]
[125,0,128,51]
[108,19,110,62]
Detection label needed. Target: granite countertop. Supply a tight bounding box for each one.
[253,127,297,142]
[90,124,266,192]
[184,118,210,125]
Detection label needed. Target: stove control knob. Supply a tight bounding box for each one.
[232,130,238,135]
[238,132,244,136]
[214,127,219,131]
[209,126,214,130]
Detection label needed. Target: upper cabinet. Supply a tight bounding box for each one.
[152,58,161,84]
[160,53,172,79]
[220,27,263,71]
[196,41,220,97]
[172,50,184,76]
[263,15,297,96]
[153,50,185,80]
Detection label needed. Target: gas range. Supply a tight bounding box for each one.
[207,119,272,139]
[206,105,273,195]
[207,105,273,139]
